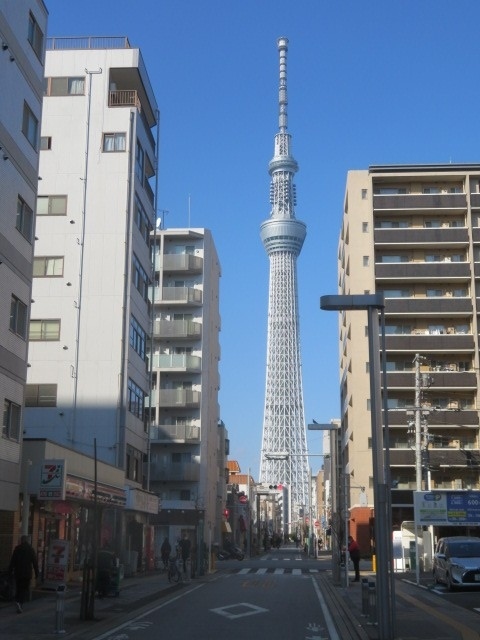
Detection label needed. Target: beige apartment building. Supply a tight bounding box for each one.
[338,164,480,541]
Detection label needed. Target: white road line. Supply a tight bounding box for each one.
[257,567,268,574]
[292,568,302,575]
[311,576,340,640]
[274,568,284,574]
[238,568,251,574]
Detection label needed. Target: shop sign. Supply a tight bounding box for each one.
[45,539,69,585]
[38,460,66,500]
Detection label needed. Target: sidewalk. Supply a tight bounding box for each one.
[0,570,186,640]
[319,558,480,640]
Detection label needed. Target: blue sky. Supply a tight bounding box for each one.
[45,0,480,477]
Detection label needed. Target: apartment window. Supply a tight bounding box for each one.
[382,289,411,298]
[134,195,151,243]
[22,102,38,149]
[363,256,369,267]
[426,288,443,297]
[130,315,146,360]
[180,490,191,501]
[36,195,67,216]
[3,400,21,440]
[102,132,126,152]
[126,445,142,482]
[40,136,52,150]
[33,256,64,277]
[29,319,61,341]
[362,222,368,232]
[425,254,443,262]
[376,220,409,228]
[10,295,27,338]
[16,196,34,241]
[423,186,441,194]
[379,255,408,263]
[25,384,57,407]
[27,11,44,60]
[374,187,407,195]
[361,189,367,200]
[127,378,145,420]
[135,141,144,183]
[46,76,85,96]
[132,254,149,301]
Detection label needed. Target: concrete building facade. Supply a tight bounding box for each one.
[148,228,224,565]
[0,0,47,563]
[24,36,159,577]
[338,165,480,543]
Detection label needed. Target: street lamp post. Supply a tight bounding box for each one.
[320,294,395,640]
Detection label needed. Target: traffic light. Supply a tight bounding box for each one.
[268,483,283,490]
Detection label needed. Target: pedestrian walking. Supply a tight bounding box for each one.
[160,537,171,570]
[348,535,361,581]
[8,535,39,613]
[178,534,191,573]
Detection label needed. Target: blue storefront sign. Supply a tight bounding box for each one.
[413,490,480,526]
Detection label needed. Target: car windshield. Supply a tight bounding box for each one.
[449,542,480,558]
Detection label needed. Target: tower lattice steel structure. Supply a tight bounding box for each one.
[259,37,309,515]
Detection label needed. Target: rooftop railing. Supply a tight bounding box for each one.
[46,36,131,50]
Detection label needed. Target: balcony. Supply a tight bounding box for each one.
[375,261,471,281]
[385,333,474,352]
[373,193,467,212]
[150,353,201,373]
[156,389,201,408]
[149,424,200,443]
[150,461,200,482]
[385,297,472,316]
[374,227,469,247]
[109,89,141,110]
[389,448,480,467]
[150,287,203,306]
[386,371,477,390]
[387,409,479,427]
[162,254,203,273]
[153,320,202,340]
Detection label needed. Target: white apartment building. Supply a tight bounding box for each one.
[148,228,225,562]
[0,0,47,562]
[24,36,159,576]
[338,165,480,544]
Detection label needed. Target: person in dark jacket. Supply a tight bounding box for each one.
[348,535,361,582]
[8,535,39,613]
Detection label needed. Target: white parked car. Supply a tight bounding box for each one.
[433,536,480,590]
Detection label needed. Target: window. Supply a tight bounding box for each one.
[361,189,367,200]
[46,76,85,96]
[134,195,151,242]
[132,254,149,301]
[362,222,368,232]
[381,289,411,298]
[423,186,441,194]
[10,296,27,338]
[130,315,146,359]
[126,445,142,482]
[25,384,57,407]
[3,400,21,440]
[102,133,126,152]
[127,378,145,420]
[22,102,38,149]
[374,187,407,195]
[135,141,144,183]
[426,288,443,297]
[29,319,61,341]
[28,12,44,60]
[363,256,369,267]
[376,220,409,228]
[33,256,64,277]
[379,255,408,263]
[40,136,52,150]
[16,196,34,241]
[36,195,67,216]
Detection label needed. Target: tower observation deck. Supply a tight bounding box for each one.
[259,37,309,521]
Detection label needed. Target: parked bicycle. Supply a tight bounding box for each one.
[167,555,182,583]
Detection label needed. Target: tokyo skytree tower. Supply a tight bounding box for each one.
[259,37,309,514]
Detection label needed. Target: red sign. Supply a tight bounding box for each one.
[238,495,247,504]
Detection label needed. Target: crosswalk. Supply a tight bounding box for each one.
[235,567,319,576]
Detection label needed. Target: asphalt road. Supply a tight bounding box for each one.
[94,547,338,640]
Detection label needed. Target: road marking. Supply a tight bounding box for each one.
[257,567,268,574]
[474,608,480,614]
[210,602,269,620]
[292,568,302,575]
[274,568,283,574]
[238,568,250,574]
[311,576,340,640]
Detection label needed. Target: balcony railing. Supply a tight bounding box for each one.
[150,354,201,372]
[150,462,200,482]
[375,261,471,280]
[150,286,203,305]
[155,389,201,408]
[149,424,200,442]
[162,254,203,273]
[373,193,467,211]
[109,89,141,110]
[153,320,202,339]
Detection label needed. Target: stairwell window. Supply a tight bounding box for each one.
[37,195,67,216]
[33,256,64,277]
[128,378,145,420]
[16,196,34,242]
[22,102,39,149]
[25,384,57,407]
[10,295,27,339]
[103,132,126,152]
[46,76,85,96]
[3,400,21,440]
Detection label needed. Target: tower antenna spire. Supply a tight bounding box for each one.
[277,37,288,134]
